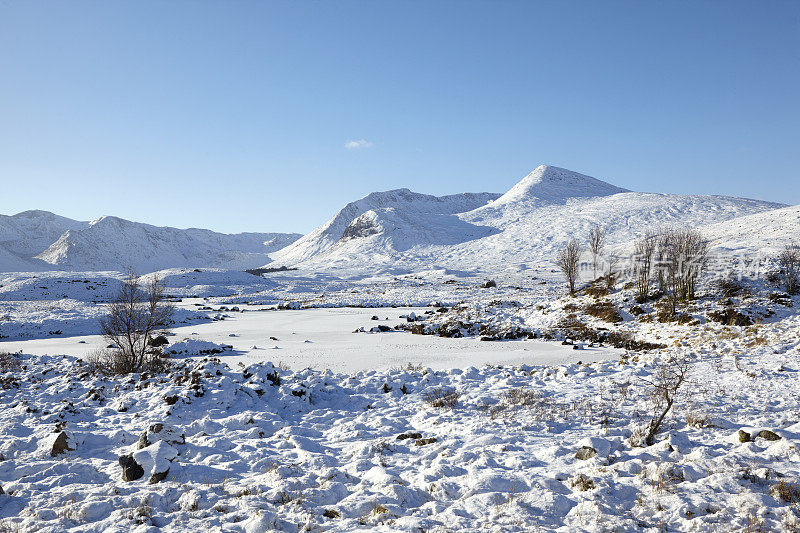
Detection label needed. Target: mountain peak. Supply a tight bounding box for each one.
[490,165,630,207]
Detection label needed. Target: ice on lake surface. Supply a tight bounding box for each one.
[0,304,619,372]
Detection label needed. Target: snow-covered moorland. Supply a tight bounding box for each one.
[0,311,799,532]
[0,165,798,531]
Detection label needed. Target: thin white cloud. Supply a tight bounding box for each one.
[345,139,374,150]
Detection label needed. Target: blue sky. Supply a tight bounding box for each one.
[1,1,798,233]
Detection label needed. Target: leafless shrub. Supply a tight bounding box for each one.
[0,352,21,372]
[650,463,685,494]
[275,491,292,505]
[423,387,459,409]
[634,232,657,303]
[503,387,541,406]
[588,225,606,279]
[708,308,753,326]
[660,228,709,303]
[556,239,582,296]
[768,292,793,307]
[772,480,800,503]
[583,300,623,323]
[640,355,692,446]
[90,272,174,375]
[716,277,748,298]
[604,254,619,290]
[571,474,595,491]
[686,411,712,428]
[775,244,800,295]
[584,279,610,298]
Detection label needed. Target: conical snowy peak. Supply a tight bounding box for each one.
[490,165,629,207]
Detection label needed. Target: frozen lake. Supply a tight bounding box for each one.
[0,305,619,372]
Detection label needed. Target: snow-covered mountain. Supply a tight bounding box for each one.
[0,210,89,258]
[35,216,301,272]
[0,210,301,273]
[484,165,629,210]
[269,189,499,266]
[267,165,786,274]
[3,165,788,275]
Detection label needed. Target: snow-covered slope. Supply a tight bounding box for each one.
[35,216,301,273]
[0,210,89,257]
[700,204,800,256]
[269,188,499,265]
[268,165,784,274]
[0,246,46,272]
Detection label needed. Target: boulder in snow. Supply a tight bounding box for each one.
[120,440,178,483]
[48,431,73,457]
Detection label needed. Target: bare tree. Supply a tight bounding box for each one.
[556,239,582,296]
[660,228,709,304]
[641,355,692,446]
[633,232,657,302]
[605,253,619,291]
[588,225,606,279]
[776,243,800,295]
[91,272,175,374]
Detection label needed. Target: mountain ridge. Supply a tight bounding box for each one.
[0,210,301,273]
[266,166,786,274]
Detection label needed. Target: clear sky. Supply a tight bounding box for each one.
[1,1,798,234]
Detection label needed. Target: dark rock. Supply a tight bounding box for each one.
[149,335,169,347]
[757,430,781,441]
[371,316,379,321]
[50,431,73,457]
[738,429,751,443]
[575,446,597,460]
[396,432,423,440]
[415,437,437,446]
[163,395,179,406]
[149,468,170,484]
[119,454,145,482]
[481,280,497,289]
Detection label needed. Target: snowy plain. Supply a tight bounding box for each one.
[0,304,619,372]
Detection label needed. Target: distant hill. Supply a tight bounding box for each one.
[0,210,301,273]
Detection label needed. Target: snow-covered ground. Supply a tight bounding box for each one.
[0,264,799,531]
[1,166,799,531]
[0,327,798,531]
